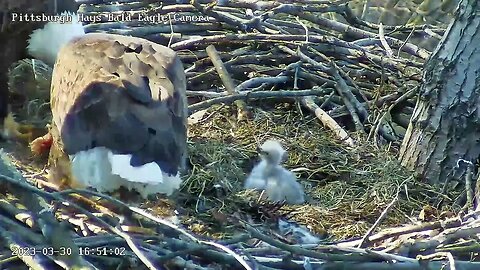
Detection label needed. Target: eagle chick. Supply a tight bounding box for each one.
[245,140,305,204]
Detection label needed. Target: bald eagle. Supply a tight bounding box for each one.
[29,13,188,198]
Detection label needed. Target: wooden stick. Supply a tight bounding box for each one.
[301,96,355,148]
[206,44,251,120]
[188,88,329,114]
[357,193,399,248]
[378,23,394,58]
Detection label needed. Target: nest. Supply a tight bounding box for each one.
[3,0,478,270]
[8,59,52,127]
[184,104,444,239]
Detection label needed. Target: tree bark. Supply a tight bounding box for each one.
[400,0,480,184]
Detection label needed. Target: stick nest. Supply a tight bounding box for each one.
[2,0,475,270]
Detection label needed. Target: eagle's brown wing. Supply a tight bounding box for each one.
[50,33,187,175]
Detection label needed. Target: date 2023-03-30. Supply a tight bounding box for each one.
[12,246,127,256]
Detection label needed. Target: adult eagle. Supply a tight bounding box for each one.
[29,14,188,198]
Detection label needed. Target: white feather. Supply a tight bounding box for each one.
[70,147,182,198]
[27,12,85,65]
[244,139,305,204]
[107,153,164,184]
[244,160,267,190]
[264,168,305,204]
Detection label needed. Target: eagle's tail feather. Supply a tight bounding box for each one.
[70,147,182,198]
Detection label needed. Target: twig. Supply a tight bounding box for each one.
[235,76,289,92]
[417,252,457,270]
[338,216,462,248]
[167,13,175,48]
[171,33,373,52]
[289,9,431,60]
[243,222,371,262]
[397,26,416,58]
[301,96,355,147]
[290,62,355,147]
[294,16,309,43]
[192,0,252,31]
[129,207,253,270]
[0,152,93,268]
[188,88,329,113]
[0,199,36,228]
[0,227,52,270]
[0,214,43,245]
[206,44,251,120]
[330,64,365,133]
[378,23,394,58]
[59,189,254,269]
[186,90,226,98]
[1,171,156,269]
[307,46,369,103]
[357,190,400,248]
[460,160,475,212]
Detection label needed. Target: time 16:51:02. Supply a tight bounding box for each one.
[79,247,126,256]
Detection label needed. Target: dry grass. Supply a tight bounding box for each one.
[169,101,460,240]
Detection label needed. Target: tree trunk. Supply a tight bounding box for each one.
[399,0,480,185]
